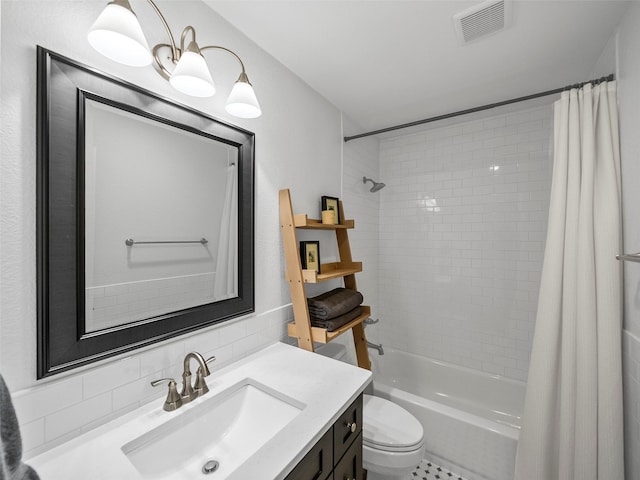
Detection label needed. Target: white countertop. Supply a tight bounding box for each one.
[28,342,372,480]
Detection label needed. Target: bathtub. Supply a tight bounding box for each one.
[370,349,525,480]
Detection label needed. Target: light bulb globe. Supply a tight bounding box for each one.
[88,3,152,67]
[169,51,216,98]
[225,80,262,118]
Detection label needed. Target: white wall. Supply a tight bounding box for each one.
[617,3,640,478]
[0,0,343,458]
[376,104,553,382]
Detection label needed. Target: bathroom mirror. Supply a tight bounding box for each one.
[36,47,255,378]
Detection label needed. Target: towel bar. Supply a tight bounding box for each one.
[616,252,640,263]
[125,238,208,246]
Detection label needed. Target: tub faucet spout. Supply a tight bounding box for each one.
[367,341,384,355]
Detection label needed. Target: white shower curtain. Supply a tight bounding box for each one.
[514,81,623,480]
[213,164,238,301]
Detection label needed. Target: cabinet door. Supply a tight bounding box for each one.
[333,432,363,480]
[284,428,333,480]
[333,395,363,462]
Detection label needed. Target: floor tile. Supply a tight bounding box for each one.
[410,459,468,480]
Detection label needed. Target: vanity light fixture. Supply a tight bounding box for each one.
[88,0,262,118]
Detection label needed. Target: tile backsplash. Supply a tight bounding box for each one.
[377,105,553,381]
[14,306,293,460]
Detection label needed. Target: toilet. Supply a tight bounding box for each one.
[316,343,425,480]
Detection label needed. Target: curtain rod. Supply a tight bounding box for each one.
[343,74,615,143]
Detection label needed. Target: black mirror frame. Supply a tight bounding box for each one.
[36,47,255,378]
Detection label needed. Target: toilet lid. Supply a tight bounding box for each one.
[362,394,424,452]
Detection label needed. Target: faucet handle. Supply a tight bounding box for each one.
[199,355,216,377]
[151,378,182,412]
[194,356,216,397]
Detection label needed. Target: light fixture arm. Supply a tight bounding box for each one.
[180,26,198,54]
[144,0,179,60]
[200,45,248,77]
[143,1,247,83]
[122,0,249,79]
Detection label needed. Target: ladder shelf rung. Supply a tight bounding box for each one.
[294,214,355,229]
[287,306,371,344]
[301,262,362,283]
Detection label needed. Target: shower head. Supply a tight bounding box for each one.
[363,176,385,193]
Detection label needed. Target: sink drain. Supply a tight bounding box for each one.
[202,460,220,474]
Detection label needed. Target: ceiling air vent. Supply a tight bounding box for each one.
[453,0,511,44]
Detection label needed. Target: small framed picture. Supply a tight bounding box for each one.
[321,196,340,224]
[300,241,321,274]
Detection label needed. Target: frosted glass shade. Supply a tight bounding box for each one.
[225,80,262,118]
[169,51,216,97]
[88,3,152,67]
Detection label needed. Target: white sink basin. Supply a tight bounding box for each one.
[122,378,304,479]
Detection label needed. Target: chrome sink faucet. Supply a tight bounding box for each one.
[181,352,215,403]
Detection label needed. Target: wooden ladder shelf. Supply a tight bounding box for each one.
[279,189,371,370]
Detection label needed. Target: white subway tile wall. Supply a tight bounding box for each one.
[377,105,553,381]
[85,272,215,331]
[14,306,293,459]
[624,330,640,480]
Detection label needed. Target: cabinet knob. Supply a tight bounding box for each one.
[345,421,357,433]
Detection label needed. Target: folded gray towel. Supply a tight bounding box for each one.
[310,306,363,332]
[307,288,363,320]
[1,374,40,480]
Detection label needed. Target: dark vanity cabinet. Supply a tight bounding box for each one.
[285,394,364,480]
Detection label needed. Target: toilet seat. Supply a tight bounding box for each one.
[362,394,424,453]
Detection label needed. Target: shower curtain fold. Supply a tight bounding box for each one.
[213,164,238,301]
[514,81,624,480]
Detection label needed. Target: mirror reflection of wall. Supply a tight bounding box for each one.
[84,100,238,333]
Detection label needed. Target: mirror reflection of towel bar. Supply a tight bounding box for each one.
[616,252,640,263]
[125,238,208,246]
